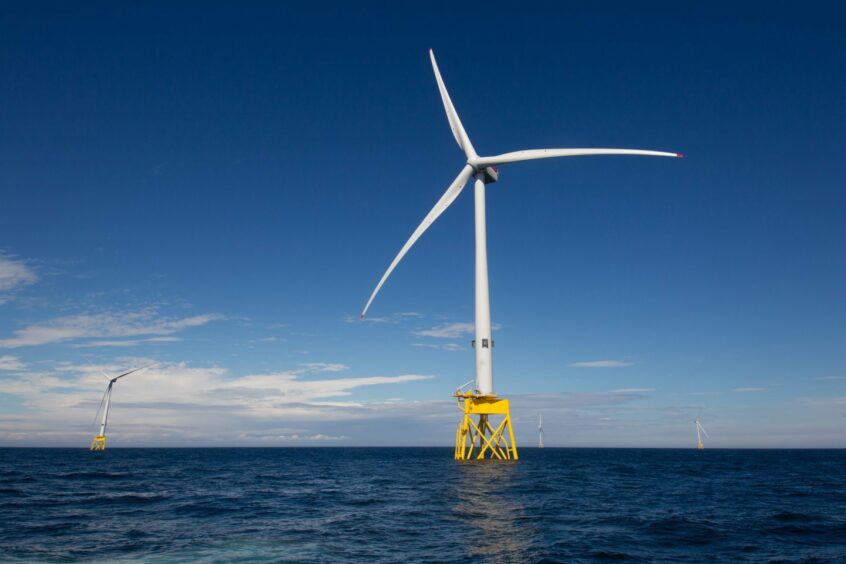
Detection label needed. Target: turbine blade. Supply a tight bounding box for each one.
[475,148,683,168]
[361,165,474,318]
[113,363,154,381]
[699,423,709,437]
[429,50,476,160]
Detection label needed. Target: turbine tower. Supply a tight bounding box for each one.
[90,365,150,451]
[538,413,544,449]
[695,418,708,450]
[361,50,682,461]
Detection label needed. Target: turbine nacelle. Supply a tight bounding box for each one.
[471,164,499,184]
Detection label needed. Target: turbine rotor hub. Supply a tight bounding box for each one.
[470,162,499,184]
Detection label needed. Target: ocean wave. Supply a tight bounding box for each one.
[0,448,844,562]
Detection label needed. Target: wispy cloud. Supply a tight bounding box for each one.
[0,254,37,303]
[611,388,654,393]
[0,356,25,371]
[815,375,846,381]
[802,396,846,406]
[347,312,423,324]
[241,433,347,442]
[0,360,428,409]
[216,372,430,405]
[569,360,634,368]
[414,322,475,339]
[298,363,349,373]
[72,337,182,348]
[0,309,222,348]
[412,343,465,352]
[733,387,766,393]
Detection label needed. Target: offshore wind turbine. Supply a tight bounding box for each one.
[90,365,151,451]
[695,418,708,450]
[361,50,682,460]
[538,413,544,449]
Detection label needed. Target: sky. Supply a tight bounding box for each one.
[1,1,844,447]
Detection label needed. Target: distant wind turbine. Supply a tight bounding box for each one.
[90,365,152,451]
[538,413,544,449]
[361,50,682,460]
[695,418,708,450]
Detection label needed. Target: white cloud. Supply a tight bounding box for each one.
[2,362,844,447]
[72,336,182,348]
[298,363,349,373]
[216,372,429,406]
[414,322,475,339]
[0,255,37,302]
[0,309,222,348]
[244,433,347,442]
[802,396,846,406]
[569,360,634,368]
[349,312,423,324]
[733,387,766,393]
[0,355,25,371]
[412,343,465,352]
[0,359,434,445]
[611,388,654,393]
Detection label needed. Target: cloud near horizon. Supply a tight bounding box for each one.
[1,359,842,447]
[0,358,686,447]
[0,359,434,445]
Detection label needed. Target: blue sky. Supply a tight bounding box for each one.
[1,2,844,447]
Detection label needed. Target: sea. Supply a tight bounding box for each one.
[1,448,844,562]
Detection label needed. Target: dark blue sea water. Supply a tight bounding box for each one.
[1,448,845,562]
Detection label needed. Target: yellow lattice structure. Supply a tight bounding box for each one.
[454,392,518,461]
[90,436,106,451]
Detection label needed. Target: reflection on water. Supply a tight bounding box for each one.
[450,462,536,561]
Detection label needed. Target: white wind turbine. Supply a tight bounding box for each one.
[361,50,682,460]
[90,364,152,451]
[538,413,544,449]
[695,418,708,450]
